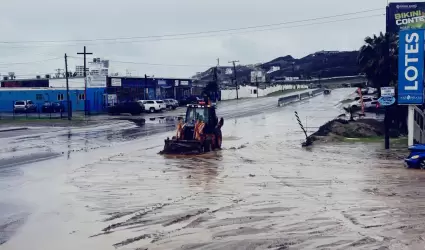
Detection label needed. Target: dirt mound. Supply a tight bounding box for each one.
[310,119,385,141]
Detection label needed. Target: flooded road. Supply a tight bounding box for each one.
[1,89,422,250]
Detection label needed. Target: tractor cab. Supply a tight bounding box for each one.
[182,104,218,140]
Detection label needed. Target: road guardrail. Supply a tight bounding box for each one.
[277,89,325,107]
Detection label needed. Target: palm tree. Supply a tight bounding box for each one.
[357,32,408,141]
[357,32,398,92]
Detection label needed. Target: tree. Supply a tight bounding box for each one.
[357,32,407,135]
[357,32,398,91]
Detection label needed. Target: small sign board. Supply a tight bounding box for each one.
[381,87,395,97]
[378,96,396,106]
[157,80,167,86]
[111,78,122,87]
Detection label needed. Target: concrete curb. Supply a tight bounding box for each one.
[0,127,29,133]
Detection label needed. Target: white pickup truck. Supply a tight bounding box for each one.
[349,96,379,109]
[138,100,166,113]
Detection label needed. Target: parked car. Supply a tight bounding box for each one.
[349,96,379,110]
[42,101,65,113]
[360,87,378,95]
[179,96,203,106]
[164,99,179,109]
[13,100,37,113]
[140,100,165,113]
[108,101,145,115]
[405,144,425,169]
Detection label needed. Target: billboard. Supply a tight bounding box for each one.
[398,29,424,104]
[250,71,266,83]
[111,78,122,87]
[388,2,425,33]
[87,75,106,88]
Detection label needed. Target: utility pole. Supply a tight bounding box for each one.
[217,58,220,66]
[256,75,259,98]
[77,46,93,115]
[212,66,219,102]
[383,5,390,149]
[144,74,148,100]
[64,54,71,120]
[229,60,239,100]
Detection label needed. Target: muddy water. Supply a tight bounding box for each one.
[2,89,422,250]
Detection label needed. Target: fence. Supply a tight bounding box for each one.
[0,101,73,120]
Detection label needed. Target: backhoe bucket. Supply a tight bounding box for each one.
[160,138,203,155]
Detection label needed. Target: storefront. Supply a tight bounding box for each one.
[174,79,192,101]
[157,79,174,99]
[106,77,192,104]
[106,77,157,102]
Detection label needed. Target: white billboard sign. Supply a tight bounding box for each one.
[250,71,266,83]
[225,68,233,75]
[111,78,122,87]
[87,75,107,88]
[381,87,395,97]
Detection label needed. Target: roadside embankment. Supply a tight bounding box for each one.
[308,118,403,143]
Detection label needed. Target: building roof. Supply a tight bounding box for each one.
[0,87,84,91]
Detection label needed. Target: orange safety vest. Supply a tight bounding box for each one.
[194,121,205,141]
[176,120,184,139]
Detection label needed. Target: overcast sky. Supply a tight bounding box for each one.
[0,0,410,78]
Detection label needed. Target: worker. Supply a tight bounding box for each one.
[194,117,205,141]
[176,117,184,139]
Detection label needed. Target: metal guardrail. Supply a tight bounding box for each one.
[276,75,366,84]
[311,88,325,95]
[277,89,325,107]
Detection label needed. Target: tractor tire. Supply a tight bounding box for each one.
[203,139,212,153]
[215,129,222,149]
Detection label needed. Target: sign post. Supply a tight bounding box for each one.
[398,28,425,146]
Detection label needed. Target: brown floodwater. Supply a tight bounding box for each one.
[1,89,422,250]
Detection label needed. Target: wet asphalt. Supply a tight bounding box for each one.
[0,88,421,250]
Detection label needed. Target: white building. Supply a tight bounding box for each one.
[75,66,88,77]
[88,58,109,76]
[267,66,280,74]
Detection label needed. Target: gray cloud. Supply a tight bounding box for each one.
[0,0,409,78]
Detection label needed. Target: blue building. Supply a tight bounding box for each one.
[0,76,107,113]
[0,88,86,112]
[106,77,192,103]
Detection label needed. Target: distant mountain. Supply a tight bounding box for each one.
[192,50,360,86]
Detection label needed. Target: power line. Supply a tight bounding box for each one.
[0,10,384,49]
[12,13,383,50]
[69,56,212,68]
[0,8,382,45]
[0,57,61,65]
